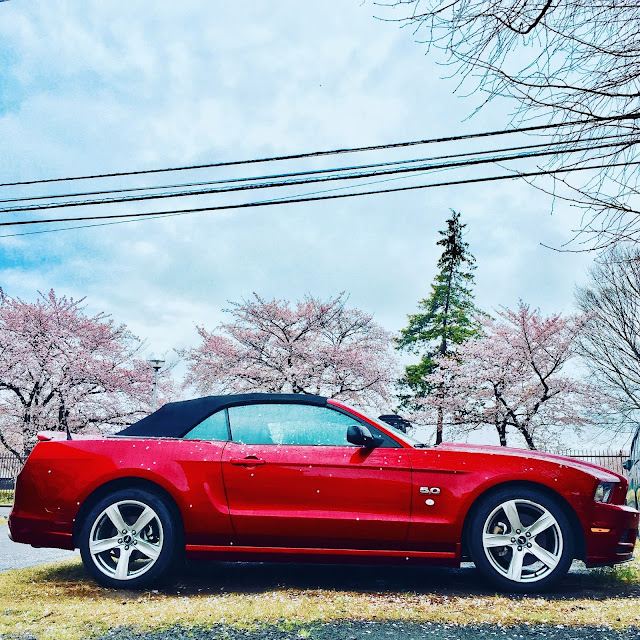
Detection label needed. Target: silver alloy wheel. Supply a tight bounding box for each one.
[88,499,164,582]
[481,498,563,584]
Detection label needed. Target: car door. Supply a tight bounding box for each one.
[221,403,412,549]
[180,409,235,544]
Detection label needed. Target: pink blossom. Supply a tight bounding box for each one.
[0,289,174,460]
[410,302,602,449]
[181,293,399,410]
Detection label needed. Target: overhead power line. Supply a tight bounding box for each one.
[2,159,637,231]
[3,134,625,206]
[0,138,631,214]
[2,113,639,188]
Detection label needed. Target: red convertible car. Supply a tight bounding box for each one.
[8,393,639,592]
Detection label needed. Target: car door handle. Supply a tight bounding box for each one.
[230,456,266,466]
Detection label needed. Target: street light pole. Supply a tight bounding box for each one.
[148,358,165,412]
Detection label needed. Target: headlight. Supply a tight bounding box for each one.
[594,481,616,503]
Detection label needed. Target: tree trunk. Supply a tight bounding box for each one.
[434,263,455,446]
[58,396,70,438]
[22,409,39,461]
[515,423,537,450]
[0,430,24,464]
[440,262,454,357]
[435,405,443,445]
[497,421,507,447]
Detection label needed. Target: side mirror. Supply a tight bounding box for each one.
[347,424,382,448]
[623,459,634,472]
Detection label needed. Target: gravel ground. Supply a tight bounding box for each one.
[0,524,78,571]
[91,622,640,640]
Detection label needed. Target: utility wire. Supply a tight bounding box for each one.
[0,139,628,214]
[0,134,626,205]
[2,159,637,229]
[2,113,638,188]
[0,161,454,238]
[0,214,172,238]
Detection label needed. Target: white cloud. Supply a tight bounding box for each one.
[0,0,598,421]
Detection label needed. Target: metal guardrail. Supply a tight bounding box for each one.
[0,448,632,505]
[554,449,629,475]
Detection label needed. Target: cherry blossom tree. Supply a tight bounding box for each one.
[412,303,599,449]
[182,293,399,410]
[0,289,172,461]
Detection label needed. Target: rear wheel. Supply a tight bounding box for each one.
[468,487,574,592]
[79,488,178,589]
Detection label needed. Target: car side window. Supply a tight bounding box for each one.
[183,410,230,441]
[228,403,377,446]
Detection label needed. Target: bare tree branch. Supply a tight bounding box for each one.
[379,0,640,248]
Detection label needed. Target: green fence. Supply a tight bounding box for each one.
[0,455,22,505]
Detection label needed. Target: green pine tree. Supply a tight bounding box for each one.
[397,210,482,444]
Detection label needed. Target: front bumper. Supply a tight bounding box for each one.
[584,502,639,567]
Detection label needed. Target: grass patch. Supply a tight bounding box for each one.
[1,555,640,640]
[0,490,15,506]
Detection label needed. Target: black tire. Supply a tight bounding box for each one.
[467,486,574,592]
[79,488,178,589]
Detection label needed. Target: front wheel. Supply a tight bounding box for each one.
[79,488,179,589]
[468,487,574,592]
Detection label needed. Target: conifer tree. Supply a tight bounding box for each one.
[397,210,482,444]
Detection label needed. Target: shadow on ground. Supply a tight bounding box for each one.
[35,558,637,601]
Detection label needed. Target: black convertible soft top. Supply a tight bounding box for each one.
[116,393,328,439]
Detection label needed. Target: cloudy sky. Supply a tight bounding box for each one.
[0,1,601,441]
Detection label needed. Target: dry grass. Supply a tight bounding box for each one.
[1,555,640,640]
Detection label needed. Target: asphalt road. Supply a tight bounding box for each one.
[0,523,78,572]
[95,622,640,640]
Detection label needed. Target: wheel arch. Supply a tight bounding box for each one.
[72,476,185,548]
[460,480,586,562]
